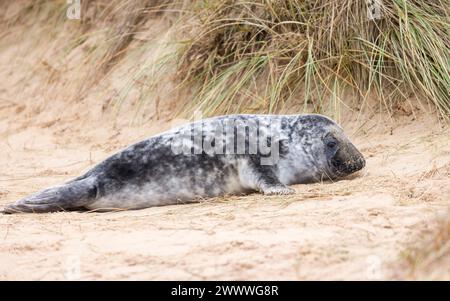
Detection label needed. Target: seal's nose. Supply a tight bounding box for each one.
[351,156,365,172]
[360,156,366,168]
[345,142,365,173]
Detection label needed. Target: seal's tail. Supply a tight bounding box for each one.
[3,177,98,214]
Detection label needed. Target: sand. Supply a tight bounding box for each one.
[0,101,449,280]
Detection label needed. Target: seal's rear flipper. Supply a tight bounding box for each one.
[3,177,98,214]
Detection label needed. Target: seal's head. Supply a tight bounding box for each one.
[299,115,365,181]
[322,127,365,179]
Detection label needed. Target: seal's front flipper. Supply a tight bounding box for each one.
[3,177,98,214]
[261,185,295,195]
[246,160,295,196]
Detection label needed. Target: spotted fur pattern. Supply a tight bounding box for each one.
[3,114,365,213]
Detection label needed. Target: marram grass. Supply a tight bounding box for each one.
[178,0,450,118]
[3,0,449,119]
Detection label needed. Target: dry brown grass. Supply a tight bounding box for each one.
[398,213,450,280]
[3,1,448,119]
[177,0,450,118]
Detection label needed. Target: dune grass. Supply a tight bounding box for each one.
[400,213,450,279]
[2,0,448,120]
[178,0,450,118]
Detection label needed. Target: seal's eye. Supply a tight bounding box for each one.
[327,141,337,149]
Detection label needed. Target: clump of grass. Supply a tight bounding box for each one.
[0,0,188,123]
[178,0,450,118]
[400,213,450,280]
[4,1,448,120]
[73,0,177,96]
[97,0,172,74]
[0,0,67,26]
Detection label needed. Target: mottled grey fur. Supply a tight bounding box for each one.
[3,114,365,213]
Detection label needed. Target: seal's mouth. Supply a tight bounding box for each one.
[330,156,365,176]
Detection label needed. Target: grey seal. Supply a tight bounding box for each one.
[3,114,365,213]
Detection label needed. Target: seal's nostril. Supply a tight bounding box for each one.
[360,157,366,168]
[348,157,365,172]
